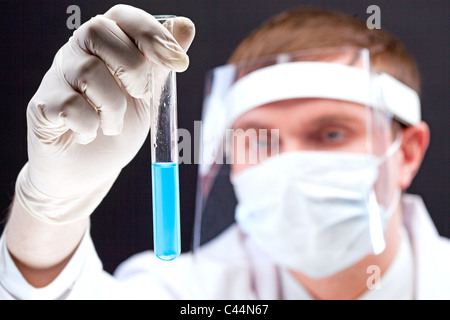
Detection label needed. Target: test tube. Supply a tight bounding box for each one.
[150,15,181,261]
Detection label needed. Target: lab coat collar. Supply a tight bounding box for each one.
[401,194,450,300]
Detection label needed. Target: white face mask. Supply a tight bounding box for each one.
[231,139,401,278]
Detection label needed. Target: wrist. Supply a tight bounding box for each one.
[15,163,120,224]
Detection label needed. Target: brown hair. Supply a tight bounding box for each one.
[228,8,421,95]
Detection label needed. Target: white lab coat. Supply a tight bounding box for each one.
[0,194,449,300]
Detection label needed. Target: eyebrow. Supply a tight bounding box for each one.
[232,121,274,131]
[233,114,366,132]
[306,115,367,127]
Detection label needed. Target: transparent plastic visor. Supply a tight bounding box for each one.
[191,48,413,278]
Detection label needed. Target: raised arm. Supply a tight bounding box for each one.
[3,5,195,289]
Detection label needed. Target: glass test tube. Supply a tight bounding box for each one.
[150,16,181,261]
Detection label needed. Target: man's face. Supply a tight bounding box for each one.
[231,98,393,175]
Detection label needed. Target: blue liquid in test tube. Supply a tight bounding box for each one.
[152,162,180,261]
[150,15,181,261]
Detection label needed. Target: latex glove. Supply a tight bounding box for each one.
[15,5,195,224]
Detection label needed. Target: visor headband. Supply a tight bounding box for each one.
[226,62,421,126]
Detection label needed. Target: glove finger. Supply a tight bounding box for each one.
[104,4,190,72]
[72,15,151,98]
[61,44,127,136]
[29,67,100,145]
[170,16,196,52]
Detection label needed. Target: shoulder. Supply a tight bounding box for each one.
[402,194,450,299]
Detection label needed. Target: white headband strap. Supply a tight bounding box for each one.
[225,62,421,126]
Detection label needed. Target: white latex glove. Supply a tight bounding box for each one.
[15,5,196,224]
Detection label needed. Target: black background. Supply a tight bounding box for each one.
[0,0,448,274]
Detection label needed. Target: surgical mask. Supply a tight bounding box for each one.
[231,137,402,278]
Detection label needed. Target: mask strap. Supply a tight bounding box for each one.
[369,187,402,255]
[370,131,402,255]
[386,188,402,217]
[369,190,386,255]
[376,131,403,166]
[370,130,403,255]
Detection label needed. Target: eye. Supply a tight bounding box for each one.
[308,127,350,146]
[248,130,279,157]
[322,130,346,142]
[249,135,269,150]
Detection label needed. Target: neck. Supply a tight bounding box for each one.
[290,207,403,300]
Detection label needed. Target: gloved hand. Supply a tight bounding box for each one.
[15,5,196,224]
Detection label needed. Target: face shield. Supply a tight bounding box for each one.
[192,47,421,277]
